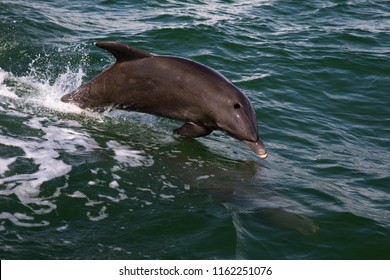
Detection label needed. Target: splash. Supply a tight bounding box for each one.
[29,66,86,113]
[0,44,89,115]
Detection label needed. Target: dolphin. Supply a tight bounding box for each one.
[61,42,267,158]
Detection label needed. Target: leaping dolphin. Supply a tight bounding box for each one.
[61,42,268,158]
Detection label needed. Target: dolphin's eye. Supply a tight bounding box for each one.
[234,103,242,109]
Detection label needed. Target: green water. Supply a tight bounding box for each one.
[0,0,389,259]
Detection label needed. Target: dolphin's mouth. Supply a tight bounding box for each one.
[242,137,268,159]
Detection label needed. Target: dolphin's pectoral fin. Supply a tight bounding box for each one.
[173,122,212,138]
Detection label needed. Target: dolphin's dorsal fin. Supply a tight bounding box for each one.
[96,42,153,62]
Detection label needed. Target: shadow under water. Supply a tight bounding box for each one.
[155,137,318,237]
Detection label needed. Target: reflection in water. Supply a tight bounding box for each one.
[156,138,318,244]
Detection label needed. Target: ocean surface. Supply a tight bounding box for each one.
[0,0,389,260]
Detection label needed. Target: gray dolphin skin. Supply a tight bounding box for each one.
[61,42,267,158]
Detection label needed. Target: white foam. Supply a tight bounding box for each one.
[0,146,69,216]
[159,194,175,200]
[87,206,108,222]
[0,212,49,228]
[109,180,120,189]
[107,140,154,168]
[0,117,101,218]
[56,224,68,232]
[98,193,128,203]
[196,175,215,180]
[137,188,157,196]
[0,157,17,175]
[97,179,128,203]
[68,191,87,198]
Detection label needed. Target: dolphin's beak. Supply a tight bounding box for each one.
[242,137,268,159]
